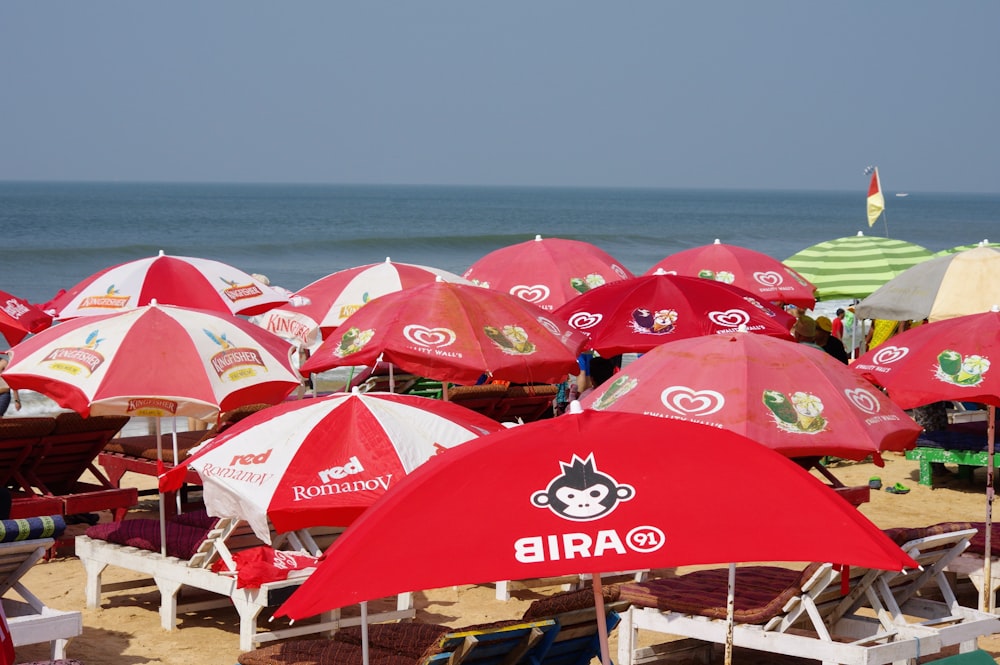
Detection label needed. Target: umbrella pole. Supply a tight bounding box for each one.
[725,563,735,665]
[592,574,611,665]
[155,416,167,557]
[172,419,181,515]
[984,405,996,612]
[361,600,369,665]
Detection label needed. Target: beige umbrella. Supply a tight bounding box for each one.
[855,246,1000,322]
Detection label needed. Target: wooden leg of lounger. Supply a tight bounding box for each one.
[79,557,107,609]
[618,607,638,665]
[51,636,69,660]
[230,594,265,652]
[154,577,182,631]
[495,581,510,601]
[397,592,413,611]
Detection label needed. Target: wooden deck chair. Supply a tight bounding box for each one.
[494,570,647,602]
[519,585,628,665]
[76,516,414,651]
[20,413,136,520]
[938,521,1000,613]
[236,619,560,665]
[491,385,558,424]
[872,526,1000,652]
[445,384,509,421]
[0,419,55,494]
[350,363,423,395]
[0,516,82,661]
[616,561,949,665]
[97,403,272,510]
[0,419,65,520]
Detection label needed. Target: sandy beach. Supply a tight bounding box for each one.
[10,452,1000,665]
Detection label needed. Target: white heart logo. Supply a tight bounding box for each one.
[568,311,603,330]
[537,316,561,336]
[753,271,783,287]
[844,388,880,415]
[509,285,550,304]
[708,309,750,328]
[403,324,456,348]
[660,386,725,417]
[872,345,909,365]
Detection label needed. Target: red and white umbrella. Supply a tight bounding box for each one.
[0,289,52,346]
[463,235,635,311]
[160,390,507,542]
[300,281,588,386]
[48,250,289,319]
[647,239,816,309]
[579,331,922,463]
[257,258,473,347]
[3,302,301,420]
[4,302,302,555]
[552,273,794,357]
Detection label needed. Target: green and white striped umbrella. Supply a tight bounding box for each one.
[784,232,933,301]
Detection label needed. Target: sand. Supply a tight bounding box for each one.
[11,453,1000,665]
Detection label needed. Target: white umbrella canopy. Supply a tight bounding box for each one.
[47,250,290,319]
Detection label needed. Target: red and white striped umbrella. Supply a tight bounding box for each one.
[160,390,507,541]
[463,235,635,311]
[48,251,289,319]
[257,258,473,347]
[3,302,301,420]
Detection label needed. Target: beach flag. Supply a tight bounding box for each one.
[867,167,885,227]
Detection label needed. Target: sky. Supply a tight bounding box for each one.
[2,2,998,193]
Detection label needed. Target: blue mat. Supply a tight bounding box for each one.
[917,430,989,452]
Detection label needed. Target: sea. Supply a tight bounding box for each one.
[2,181,997,423]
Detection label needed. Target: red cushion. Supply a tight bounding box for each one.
[85,519,210,560]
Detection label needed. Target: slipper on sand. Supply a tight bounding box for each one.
[886,482,910,495]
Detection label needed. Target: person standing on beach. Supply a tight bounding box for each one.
[815,316,849,364]
[0,354,20,416]
[831,308,846,340]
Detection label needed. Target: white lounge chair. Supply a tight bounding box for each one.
[76,516,414,651]
[873,527,999,652]
[616,525,1000,665]
[0,517,83,660]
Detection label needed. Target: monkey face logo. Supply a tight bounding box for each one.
[531,454,635,522]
